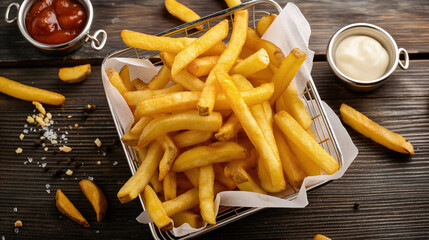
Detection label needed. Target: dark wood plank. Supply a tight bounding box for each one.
[1,0,429,65]
[0,61,428,239]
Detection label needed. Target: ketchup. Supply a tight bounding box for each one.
[26,0,87,45]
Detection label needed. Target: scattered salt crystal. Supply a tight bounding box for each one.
[41,157,46,160]
[46,184,50,188]
[61,134,65,139]
[1,236,5,240]
[14,228,19,233]
[49,120,54,124]
[23,129,29,134]
[102,152,107,157]
[96,230,99,234]
[113,161,118,166]
[88,176,94,181]
[46,189,51,194]
[27,157,33,163]
[41,163,47,168]
[65,131,68,135]
[13,207,17,212]
[23,161,28,165]
[24,124,28,128]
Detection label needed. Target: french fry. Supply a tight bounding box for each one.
[106,68,128,95]
[269,48,306,104]
[287,138,323,176]
[340,103,414,154]
[229,48,270,77]
[163,172,177,201]
[273,127,306,188]
[281,83,312,129]
[171,20,229,77]
[215,71,285,191]
[137,147,148,165]
[225,0,241,8]
[117,141,163,203]
[173,130,213,149]
[199,164,216,225]
[256,14,277,36]
[122,30,226,55]
[157,134,179,181]
[58,64,91,84]
[137,110,222,149]
[247,67,273,85]
[244,28,284,68]
[134,82,274,117]
[163,188,199,216]
[0,76,65,105]
[124,84,185,106]
[143,185,173,231]
[198,10,248,116]
[119,65,132,91]
[187,56,220,77]
[230,165,266,194]
[176,173,194,190]
[131,78,147,90]
[150,169,163,193]
[165,0,203,30]
[160,52,176,68]
[274,111,339,175]
[275,94,286,113]
[171,211,204,228]
[184,168,200,187]
[172,141,247,172]
[148,65,172,90]
[313,234,332,240]
[224,147,257,178]
[121,116,153,146]
[215,113,241,141]
[171,69,205,91]
[56,189,90,227]
[213,163,236,190]
[121,132,140,146]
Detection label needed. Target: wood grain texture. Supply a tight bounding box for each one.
[1,0,429,65]
[0,60,428,239]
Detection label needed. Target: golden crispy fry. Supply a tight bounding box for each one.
[198,10,248,116]
[121,117,153,146]
[247,67,273,85]
[122,30,226,55]
[160,52,176,68]
[158,134,179,181]
[171,69,205,91]
[79,179,107,222]
[150,169,163,193]
[148,65,172,90]
[269,48,306,104]
[340,103,414,154]
[215,71,285,191]
[124,84,185,106]
[117,142,163,203]
[244,28,284,68]
[171,20,229,77]
[215,113,241,141]
[165,0,203,30]
[199,164,216,225]
[225,0,241,7]
[163,172,177,201]
[119,65,132,91]
[134,82,274,117]
[256,14,277,36]
[287,138,323,176]
[176,173,194,190]
[171,211,204,228]
[313,234,332,240]
[230,165,266,194]
[163,188,199,216]
[173,130,213,148]
[275,94,286,113]
[56,189,89,227]
[0,76,65,105]
[106,68,128,95]
[137,111,222,149]
[213,163,236,190]
[187,56,220,77]
[229,48,269,77]
[273,127,306,188]
[224,147,257,178]
[59,64,91,84]
[143,185,173,231]
[131,78,147,90]
[280,83,312,129]
[274,111,339,174]
[172,141,247,172]
[184,168,200,187]
[121,132,140,146]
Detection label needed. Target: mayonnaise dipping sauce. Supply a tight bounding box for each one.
[335,35,389,81]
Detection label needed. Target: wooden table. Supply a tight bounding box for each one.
[0,0,428,239]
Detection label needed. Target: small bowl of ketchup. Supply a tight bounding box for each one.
[5,0,107,54]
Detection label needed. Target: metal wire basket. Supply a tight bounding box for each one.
[103,0,343,239]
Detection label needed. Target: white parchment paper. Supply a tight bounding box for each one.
[101,2,358,237]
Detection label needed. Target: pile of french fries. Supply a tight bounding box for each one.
[106,10,339,231]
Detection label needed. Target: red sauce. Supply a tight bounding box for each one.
[26,0,87,45]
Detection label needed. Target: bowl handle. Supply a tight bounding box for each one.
[85,29,107,51]
[5,2,20,24]
[398,48,409,70]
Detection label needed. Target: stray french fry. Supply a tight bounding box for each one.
[269,48,306,104]
[124,84,185,106]
[173,130,213,148]
[158,134,179,181]
[225,0,241,8]
[314,234,332,240]
[230,165,266,194]
[256,14,277,36]
[137,111,222,149]
[171,211,204,228]
[274,111,339,174]
[340,103,414,154]
[148,65,172,90]
[280,83,312,129]
[244,28,284,68]
[106,68,128,95]
[0,76,65,105]
[229,48,269,77]
[171,69,205,91]
[199,164,216,225]
[163,172,177,201]
[143,185,173,231]
[56,189,89,227]
[165,0,203,30]
[198,10,248,116]
[187,56,219,77]
[213,163,236,190]
[150,169,163,193]
[119,65,132,91]
[79,180,107,222]
[172,141,247,172]
[59,64,91,84]
[117,142,163,203]
[215,113,241,141]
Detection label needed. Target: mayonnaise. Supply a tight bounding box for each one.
[335,35,389,81]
